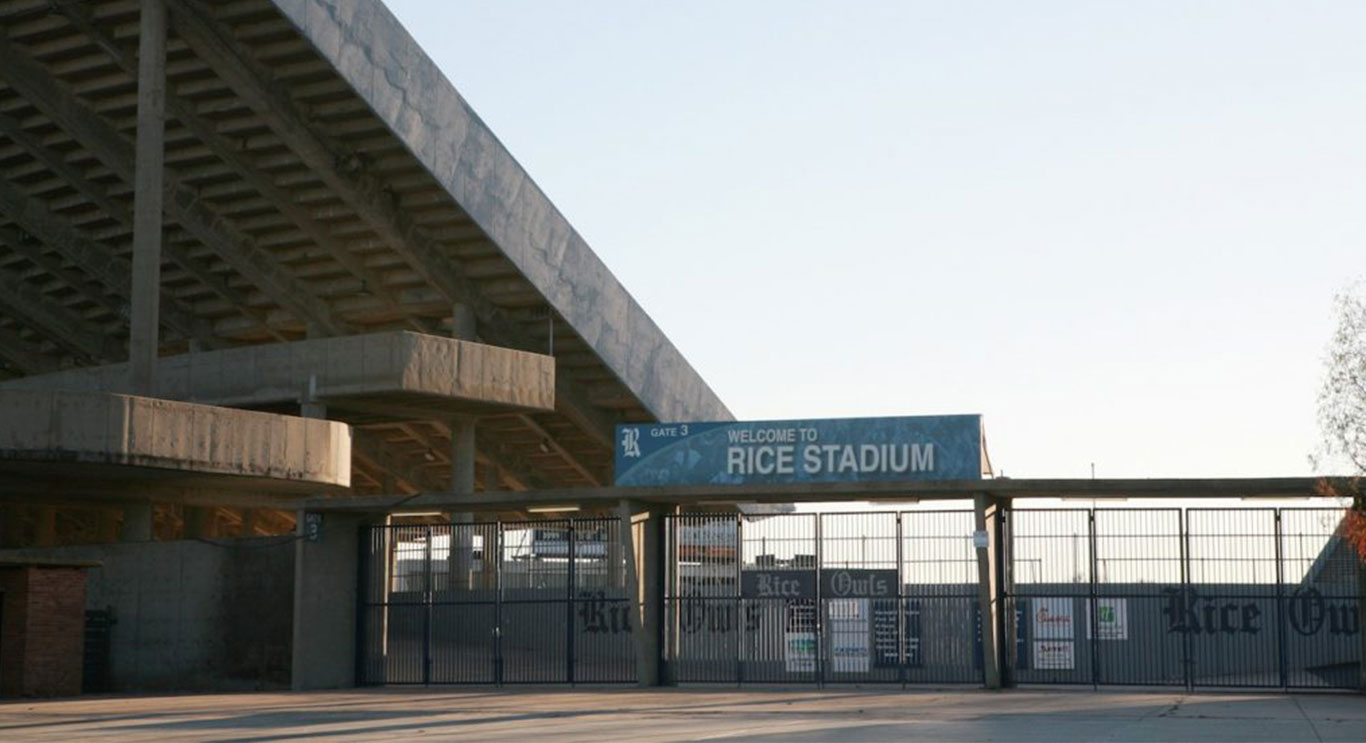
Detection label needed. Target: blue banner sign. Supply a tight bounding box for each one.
[614,415,982,487]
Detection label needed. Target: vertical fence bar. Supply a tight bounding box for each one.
[423,526,432,687]
[812,513,820,687]
[495,521,504,686]
[1087,509,1098,690]
[736,514,745,685]
[897,511,906,688]
[1180,509,1192,692]
[1275,509,1288,689]
[567,523,577,685]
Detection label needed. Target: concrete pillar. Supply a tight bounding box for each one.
[450,302,476,340]
[974,493,1002,689]
[0,507,21,548]
[184,506,214,539]
[33,507,56,547]
[620,500,665,686]
[121,502,153,542]
[97,509,120,543]
[448,416,476,591]
[292,510,371,689]
[128,0,166,396]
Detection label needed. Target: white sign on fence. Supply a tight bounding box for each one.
[1033,640,1075,670]
[1085,598,1129,640]
[1033,597,1075,639]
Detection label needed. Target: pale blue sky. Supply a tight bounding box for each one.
[387,1,1365,479]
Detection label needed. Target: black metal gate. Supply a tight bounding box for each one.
[1005,507,1362,690]
[664,511,983,685]
[358,518,635,685]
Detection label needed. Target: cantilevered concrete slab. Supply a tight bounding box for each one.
[0,332,555,422]
[0,390,349,495]
[271,0,731,425]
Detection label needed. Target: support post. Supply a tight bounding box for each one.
[33,507,56,547]
[128,0,166,395]
[619,500,664,686]
[974,493,1002,689]
[448,416,476,591]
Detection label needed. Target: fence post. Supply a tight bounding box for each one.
[423,526,432,686]
[736,514,745,685]
[1087,510,1098,689]
[896,511,906,688]
[495,522,504,686]
[973,494,1001,689]
[1180,510,1193,691]
[814,512,824,687]
[1274,509,1288,689]
[567,521,577,684]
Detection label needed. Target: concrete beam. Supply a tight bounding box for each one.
[0,264,122,362]
[171,1,621,448]
[516,413,603,486]
[304,476,1335,513]
[352,429,442,494]
[0,180,217,346]
[0,324,60,375]
[272,0,733,427]
[53,2,418,331]
[0,32,346,337]
[0,111,276,340]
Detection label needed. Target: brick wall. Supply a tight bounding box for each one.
[0,566,87,697]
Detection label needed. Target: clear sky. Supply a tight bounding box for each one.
[385,1,1365,479]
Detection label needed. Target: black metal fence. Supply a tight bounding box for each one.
[358,518,635,685]
[1006,507,1361,690]
[664,511,982,685]
[358,507,1361,690]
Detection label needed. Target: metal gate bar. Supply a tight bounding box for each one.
[358,517,635,685]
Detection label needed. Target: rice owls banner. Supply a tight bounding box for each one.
[614,415,983,487]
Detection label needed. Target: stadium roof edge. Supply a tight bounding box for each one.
[270,0,734,425]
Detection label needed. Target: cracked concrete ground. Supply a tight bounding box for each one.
[1,687,1363,742]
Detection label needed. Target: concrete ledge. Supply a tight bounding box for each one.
[0,331,555,419]
[0,390,350,488]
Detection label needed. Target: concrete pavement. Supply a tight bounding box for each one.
[1,687,1363,742]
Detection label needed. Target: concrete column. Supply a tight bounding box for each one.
[292,510,370,689]
[121,502,153,542]
[128,0,167,396]
[0,508,22,548]
[33,507,56,547]
[448,416,476,591]
[974,493,1002,689]
[184,506,214,539]
[450,302,476,340]
[97,509,121,543]
[620,500,665,686]
[291,396,363,689]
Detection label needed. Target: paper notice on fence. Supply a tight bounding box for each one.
[1033,640,1075,670]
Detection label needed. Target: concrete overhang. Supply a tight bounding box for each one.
[0,389,350,497]
[0,332,555,422]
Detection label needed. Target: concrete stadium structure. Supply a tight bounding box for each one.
[0,0,1358,696]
